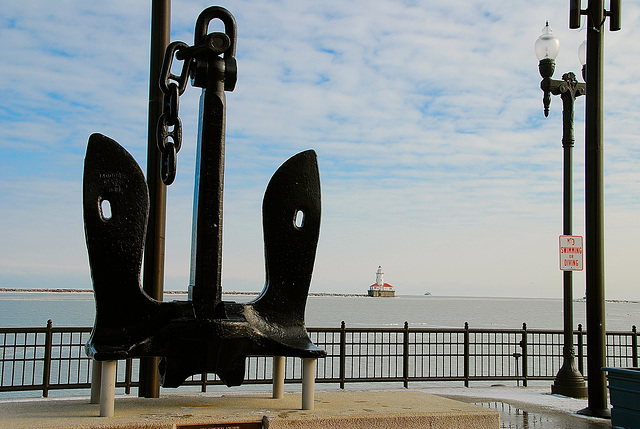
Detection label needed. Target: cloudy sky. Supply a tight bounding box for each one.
[1,1,639,299]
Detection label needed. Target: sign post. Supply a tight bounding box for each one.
[560,235,583,271]
[553,234,587,398]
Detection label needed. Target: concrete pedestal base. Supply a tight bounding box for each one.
[0,390,499,429]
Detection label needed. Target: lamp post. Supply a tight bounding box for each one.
[139,0,171,398]
[536,22,588,399]
[571,0,621,418]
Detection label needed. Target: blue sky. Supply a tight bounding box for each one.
[1,1,640,299]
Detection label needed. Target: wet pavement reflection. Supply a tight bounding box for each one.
[472,401,611,429]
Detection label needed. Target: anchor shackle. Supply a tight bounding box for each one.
[194,6,237,57]
[188,6,238,91]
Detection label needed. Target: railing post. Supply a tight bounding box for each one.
[201,372,207,392]
[632,325,638,368]
[42,319,53,398]
[403,321,409,388]
[339,321,346,389]
[124,359,133,395]
[520,323,528,387]
[90,360,102,403]
[464,322,470,387]
[577,324,585,376]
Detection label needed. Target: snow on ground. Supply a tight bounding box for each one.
[419,385,591,414]
[419,386,615,428]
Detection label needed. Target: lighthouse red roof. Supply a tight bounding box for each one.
[370,283,393,288]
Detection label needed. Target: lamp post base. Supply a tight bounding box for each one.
[551,378,588,399]
[577,407,611,419]
[551,360,588,399]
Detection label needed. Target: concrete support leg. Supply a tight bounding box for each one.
[90,359,102,404]
[272,356,285,399]
[302,358,316,410]
[99,360,116,417]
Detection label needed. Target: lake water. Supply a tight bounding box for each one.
[1,292,639,401]
[1,292,639,332]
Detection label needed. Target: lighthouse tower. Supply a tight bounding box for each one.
[376,266,384,287]
[368,266,395,297]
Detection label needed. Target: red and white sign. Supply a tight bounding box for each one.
[559,235,583,271]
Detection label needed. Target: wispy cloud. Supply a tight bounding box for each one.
[1,1,639,299]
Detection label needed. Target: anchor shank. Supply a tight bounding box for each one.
[188,55,227,319]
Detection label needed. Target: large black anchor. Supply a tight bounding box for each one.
[83,6,325,388]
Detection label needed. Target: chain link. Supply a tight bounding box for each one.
[157,42,192,185]
[160,42,191,95]
[160,142,178,186]
[157,83,182,152]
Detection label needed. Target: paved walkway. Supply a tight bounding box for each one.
[0,390,497,429]
[0,385,613,428]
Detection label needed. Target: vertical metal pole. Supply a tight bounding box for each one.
[90,359,102,404]
[42,319,53,398]
[577,324,585,375]
[521,323,528,387]
[582,0,609,417]
[339,321,346,389]
[201,372,207,392]
[464,322,470,387]
[552,82,587,398]
[139,0,170,398]
[403,321,409,388]
[632,326,638,368]
[125,359,133,395]
[563,92,575,355]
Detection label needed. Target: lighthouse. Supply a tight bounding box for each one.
[368,266,395,297]
[376,266,384,287]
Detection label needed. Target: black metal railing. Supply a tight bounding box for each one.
[1,320,637,397]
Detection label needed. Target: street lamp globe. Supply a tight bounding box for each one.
[578,39,587,66]
[535,22,560,79]
[578,39,587,81]
[535,22,560,60]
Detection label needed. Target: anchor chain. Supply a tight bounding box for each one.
[156,28,237,186]
[157,41,191,185]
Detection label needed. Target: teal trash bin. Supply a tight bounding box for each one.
[605,367,640,429]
